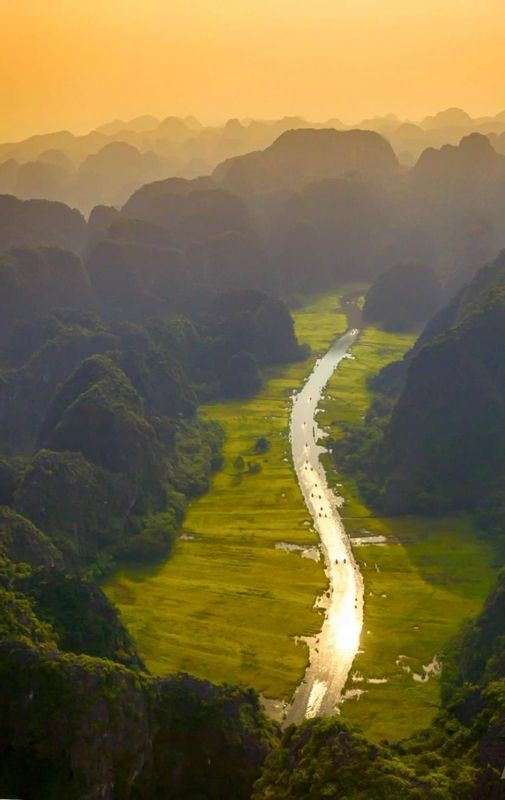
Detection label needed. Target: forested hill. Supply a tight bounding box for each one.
[336,251,505,538]
[4,128,505,299]
[0,209,302,796]
[0,238,303,569]
[3,109,505,215]
[362,262,442,332]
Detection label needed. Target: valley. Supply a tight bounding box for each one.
[318,328,498,740]
[105,294,498,741]
[104,292,349,700]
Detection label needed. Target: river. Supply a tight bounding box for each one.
[284,298,363,724]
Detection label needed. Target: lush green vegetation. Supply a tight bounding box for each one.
[254,717,437,799]
[0,225,309,798]
[0,636,276,800]
[345,253,505,519]
[0,528,277,799]
[105,293,349,699]
[2,128,505,798]
[255,572,505,798]
[318,327,498,740]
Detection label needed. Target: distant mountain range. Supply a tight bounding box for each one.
[2,125,505,298]
[1,108,505,213]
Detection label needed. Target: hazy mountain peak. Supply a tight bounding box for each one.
[421,106,473,130]
[216,127,399,189]
[413,131,503,178]
[459,131,495,154]
[126,115,159,132]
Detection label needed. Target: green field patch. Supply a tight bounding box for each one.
[104,292,351,699]
[318,326,498,741]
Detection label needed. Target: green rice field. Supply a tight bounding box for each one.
[104,292,348,699]
[105,302,499,741]
[318,327,498,740]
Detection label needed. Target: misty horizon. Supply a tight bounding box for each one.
[2,1,505,141]
[4,105,505,144]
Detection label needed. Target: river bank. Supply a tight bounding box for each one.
[104,292,352,700]
[104,301,500,740]
[317,326,498,740]
[285,298,363,724]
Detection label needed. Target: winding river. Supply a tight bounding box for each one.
[285,299,363,724]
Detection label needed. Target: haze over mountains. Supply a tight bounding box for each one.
[2,108,505,213]
[2,116,505,302]
[1,103,505,798]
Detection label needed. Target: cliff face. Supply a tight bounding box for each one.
[0,638,276,800]
[368,252,505,515]
[0,428,274,800]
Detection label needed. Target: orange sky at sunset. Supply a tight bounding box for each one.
[1,0,504,140]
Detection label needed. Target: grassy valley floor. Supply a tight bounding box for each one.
[105,303,498,739]
[318,327,499,741]
[104,292,349,699]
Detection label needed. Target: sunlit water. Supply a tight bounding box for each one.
[285,320,363,724]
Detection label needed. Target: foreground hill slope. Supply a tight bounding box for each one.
[370,252,505,515]
[0,636,275,799]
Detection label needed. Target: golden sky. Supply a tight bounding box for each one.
[1,0,504,140]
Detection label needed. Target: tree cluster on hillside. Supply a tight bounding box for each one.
[0,234,303,570]
[0,187,305,796]
[334,252,505,545]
